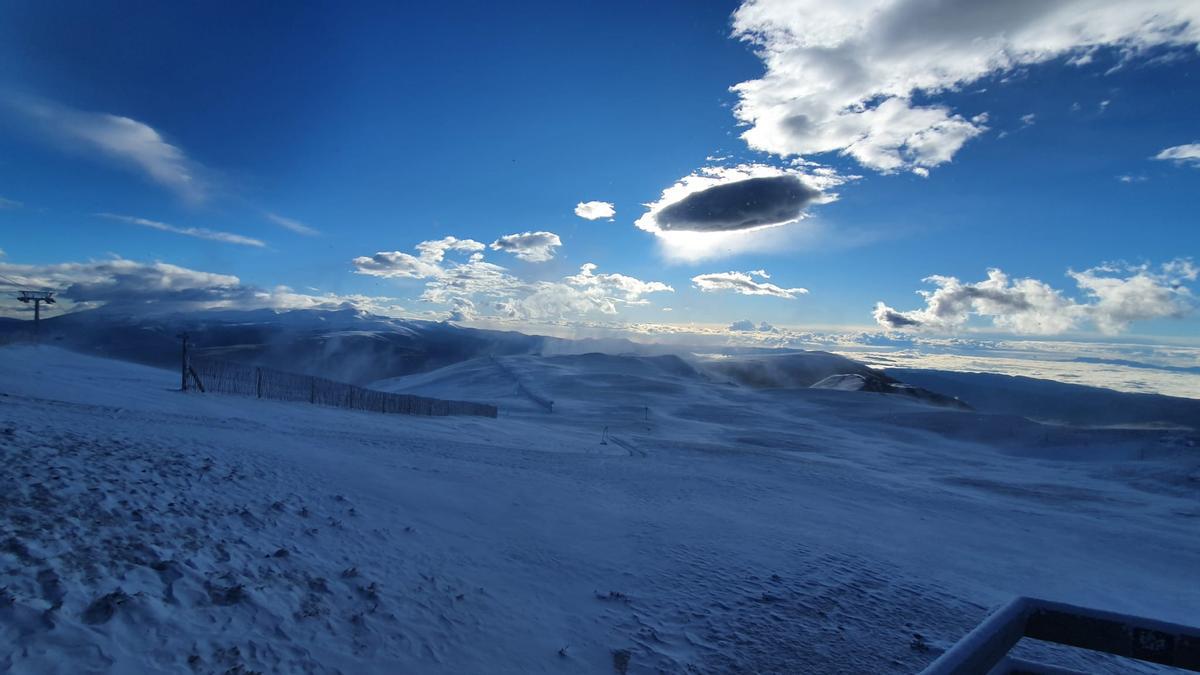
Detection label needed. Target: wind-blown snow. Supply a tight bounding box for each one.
[1,346,1196,673]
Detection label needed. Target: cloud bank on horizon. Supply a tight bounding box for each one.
[15,227,1192,342]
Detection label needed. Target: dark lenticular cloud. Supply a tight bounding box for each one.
[655,175,820,232]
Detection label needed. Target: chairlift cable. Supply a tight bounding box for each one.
[0,271,33,290]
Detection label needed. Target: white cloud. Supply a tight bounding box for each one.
[1071,260,1198,333]
[8,95,206,201]
[353,238,671,322]
[565,263,674,304]
[491,263,675,320]
[351,250,442,279]
[575,201,615,220]
[874,269,1080,334]
[414,236,487,262]
[730,0,1200,172]
[266,213,320,236]
[691,269,808,299]
[729,319,777,332]
[489,231,562,262]
[420,257,525,305]
[260,287,407,317]
[445,297,478,322]
[0,196,21,209]
[875,259,1197,335]
[1154,143,1200,167]
[98,213,264,248]
[352,236,486,279]
[354,237,523,312]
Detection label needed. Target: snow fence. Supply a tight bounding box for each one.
[190,358,498,418]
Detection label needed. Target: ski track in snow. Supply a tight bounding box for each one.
[0,346,1197,674]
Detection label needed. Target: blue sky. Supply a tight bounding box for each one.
[1,0,1198,341]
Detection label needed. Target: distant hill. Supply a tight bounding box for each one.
[0,308,578,384]
[693,351,890,389]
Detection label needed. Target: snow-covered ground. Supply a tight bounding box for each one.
[1,346,1197,673]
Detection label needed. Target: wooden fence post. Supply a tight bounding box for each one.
[179,333,189,391]
[256,367,262,398]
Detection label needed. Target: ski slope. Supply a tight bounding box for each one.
[1,346,1197,673]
